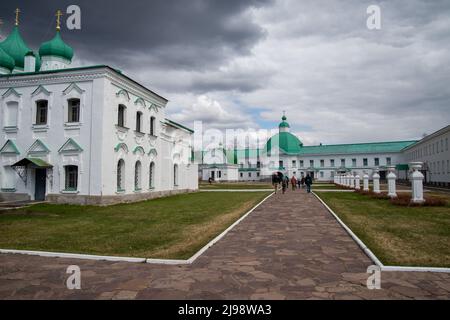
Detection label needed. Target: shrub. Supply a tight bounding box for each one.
[390,193,448,207]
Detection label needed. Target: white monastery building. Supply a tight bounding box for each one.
[198,115,450,187]
[0,11,198,204]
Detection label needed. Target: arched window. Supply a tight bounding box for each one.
[117,159,125,191]
[64,165,78,190]
[150,116,156,136]
[149,162,155,189]
[136,111,143,133]
[67,98,80,123]
[174,164,179,186]
[36,100,48,125]
[118,104,126,127]
[135,161,142,191]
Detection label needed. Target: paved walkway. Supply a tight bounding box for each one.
[0,190,449,299]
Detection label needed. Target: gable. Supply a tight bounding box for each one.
[28,139,50,155]
[58,138,83,153]
[0,140,20,155]
[63,83,85,96]
[2,88,22,99]
[31,85,52,97]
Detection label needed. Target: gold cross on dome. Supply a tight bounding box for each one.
[15,8,20,26]
[56,9,63,30]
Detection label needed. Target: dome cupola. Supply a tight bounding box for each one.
[278,113,290,132]
[0,26,32,71]
[0,47,15,74]
[38,10,74,71]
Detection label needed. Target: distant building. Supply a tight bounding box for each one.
[198,115,450,187]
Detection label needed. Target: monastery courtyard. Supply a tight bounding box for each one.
[1,188,449,300]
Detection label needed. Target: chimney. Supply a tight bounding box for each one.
[24,51,36,72]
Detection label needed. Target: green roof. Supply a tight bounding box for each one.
[164,118,194,133]
[298,140,417,155]
[0,65,168,102]
[0,47,15,71]
[39,31,74,61]
[266,132,303,154]
[12,157,53,168]
[0,26,31,69]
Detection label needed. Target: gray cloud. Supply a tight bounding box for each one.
[1,0,449,144]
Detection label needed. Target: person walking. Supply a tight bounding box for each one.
[271,173,279,194]
[301,176,305,189]
[282,175,288,194]
[305,174,313,193]
[290,175,297,191]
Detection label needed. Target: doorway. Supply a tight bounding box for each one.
[35,169,47,201]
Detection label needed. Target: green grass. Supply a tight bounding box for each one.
[0,191,270,259]
[315,191,450,267]
[200,183,272,189]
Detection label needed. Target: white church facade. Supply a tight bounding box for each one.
[0,12,197,204]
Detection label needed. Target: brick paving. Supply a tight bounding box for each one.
[0,190,449,300]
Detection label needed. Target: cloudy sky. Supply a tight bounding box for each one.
[1,0,449,146]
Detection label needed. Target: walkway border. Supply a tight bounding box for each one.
[312,192,450,273]
[0,192,274,265]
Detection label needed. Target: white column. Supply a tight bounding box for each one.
[410,162,425,203]
[355,174,361,190]
[373,169,380,194]
[344,174,348,187]
[363,172,369,191]
[387,166,397,198]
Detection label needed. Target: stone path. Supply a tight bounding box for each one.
[0,190,449,299]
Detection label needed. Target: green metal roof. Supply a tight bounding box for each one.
[164,118,194,133]
[298,140,417,155]
[0,47,15,71]
[266,132,303,154]
[39,31,74,61]
[0,26,31,69]
[12,157,53,168]
[0,65,168,102]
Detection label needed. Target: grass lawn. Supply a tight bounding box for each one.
[315,191,450,267]
[0,191,270,259]
[199,182,272,189]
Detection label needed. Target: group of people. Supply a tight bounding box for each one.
[271,172,313,194]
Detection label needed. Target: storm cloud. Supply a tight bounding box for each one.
[1,0,449,144]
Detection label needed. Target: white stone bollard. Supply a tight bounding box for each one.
[345,174,349,187]
[387,166,397,198]
[349,174,355,188]
[355,174,361,190]
[372,169,381,194]
[410,162,425,203]
[363,172,369,191]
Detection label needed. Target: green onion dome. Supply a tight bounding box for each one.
[265,132,303,154]
[0,26,31,69]
[0,47,15,72]
[39,31,73,61]
[279,115,290,128]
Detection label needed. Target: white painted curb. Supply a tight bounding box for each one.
[313,192,450,273]
[0,249,146,263]
[0,192,274,266]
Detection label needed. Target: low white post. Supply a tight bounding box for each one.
[355,174,361,190]
[345,174,349,187]
[363,172,369,191]
[410,162,425,203]
[373,169,380,194]
[349,173,355,188]
[387,166,397,198]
